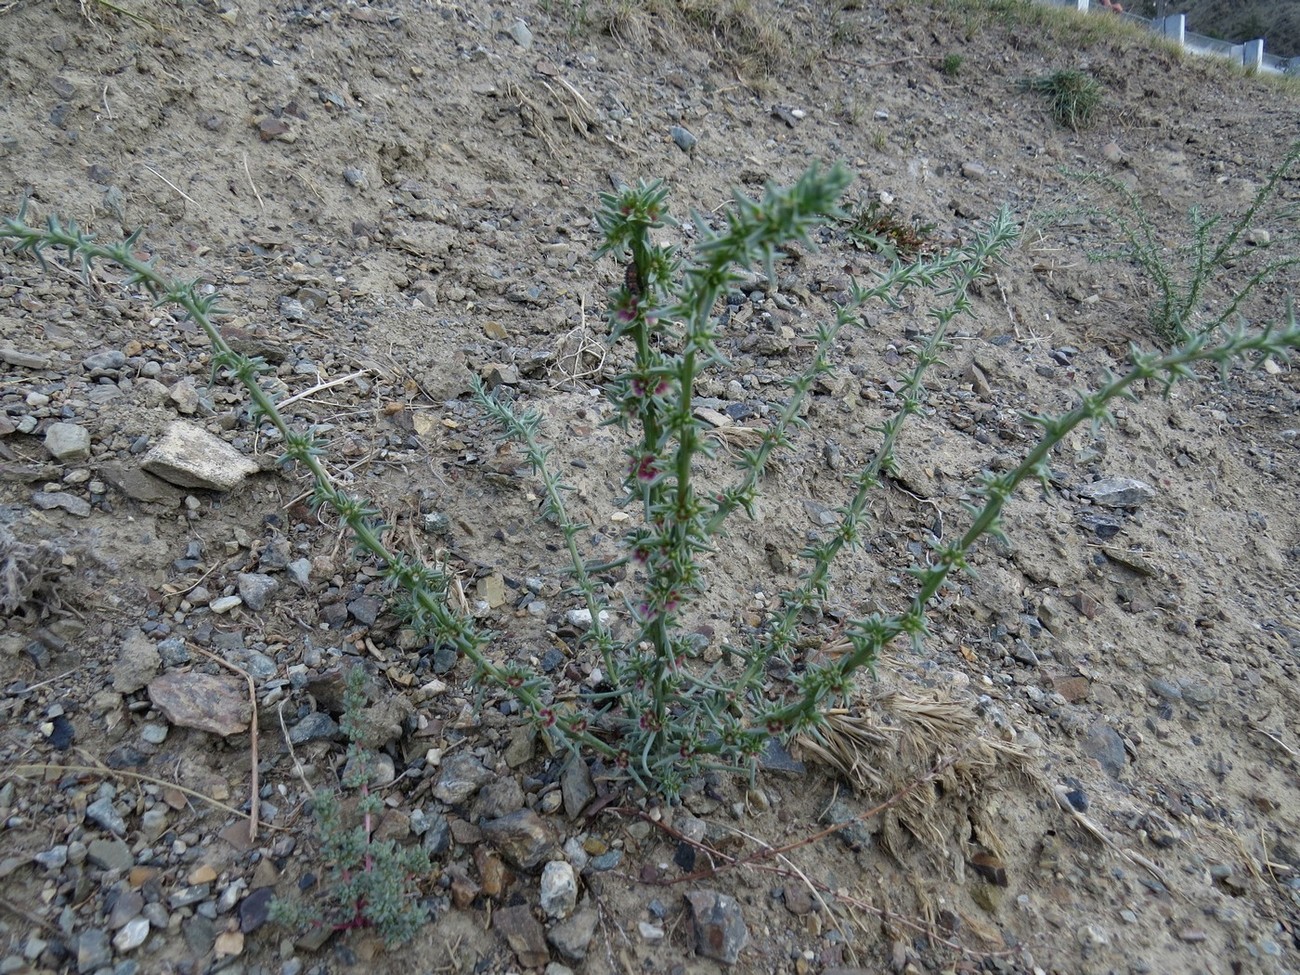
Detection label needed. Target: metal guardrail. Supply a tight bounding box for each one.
[1037,0,1300,75]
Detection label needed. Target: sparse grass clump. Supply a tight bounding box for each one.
[1017,68,1102,129]
[844,197,940,259]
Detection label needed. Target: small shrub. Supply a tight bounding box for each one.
[941,52,963,77]
[1017,68,1101,129]
[843,197,940,260]
[268,667,431,946]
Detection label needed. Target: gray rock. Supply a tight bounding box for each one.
[76,928,112,973]
[547,905,598,962]
[1149,678,1182,701]
[169,884,210,909]
[44,422,91,462]
[141,421,259,491]
[156,637,190,666]
[758,737,806,775]
[98,463,184,504]
[1077,477,1156,508]
[32,491,90,517]
[288,712,339,744]
[539,860,577,919]
[560,756,594,819]
[236,573,279,612]
[482,808,557,870]
[86,838,134,872]
[286,558,312,588]
[112,630,161,694]
[432,752,494,805]
[347,594,382,626]
[670,126,697,152]
[2,347,52,370]
[507,17,533,48]
[33,845,68,870]
[209,595,242,614]
[82,350,126,372]
[684,889,748,964]
[86,796,128,838]
[1084,720,1127,778]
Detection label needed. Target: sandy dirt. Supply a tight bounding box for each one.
[1,1,1299,973]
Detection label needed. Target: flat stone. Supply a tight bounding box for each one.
[1077,477,1155,508]
[684,889,748,964]
[112,917,149,952]
[148,671,250,736]
[482,809,557,870]
[86,838,134,872]
[493,904,548,968]
[44,422,91,462]
[98,463,184,504]
[141,421,259,491]
[288,712,339,743]
[112,629,160,694]
[32,491,90,517]
[82,350,125,372]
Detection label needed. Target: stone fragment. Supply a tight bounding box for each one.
[112,629,161,694]
[547,905,598,962]
[1084,720,1126,778]
[44,422,91,462]
[141,421,259,491]
[670,125,697,152]
[432,752,495,805]
[98,463,184,504]
[684,889,748,964]
[82,350,125,372]
[112,917,149,952]
[560,756,594,819]
[478,777,525,820]
[85,796,128,837]
[148,671,250,736]
[1077,477,1155,508]
[539,860,577,919]
[86,838,134,872]
[32,491,90,517]
[482,809,557,870]
[493,904,548,967]
[236,573,278,612]
[507,18,533,47]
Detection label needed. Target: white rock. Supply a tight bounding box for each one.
[539,860,578,919]
[141,421,259,491]
[113,917,150,952]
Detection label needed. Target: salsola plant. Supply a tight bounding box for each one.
[4,165,1299,799]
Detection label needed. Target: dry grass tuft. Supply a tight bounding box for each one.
[795,682,1031,874]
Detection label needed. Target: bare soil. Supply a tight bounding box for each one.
[1,1,1299,974]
